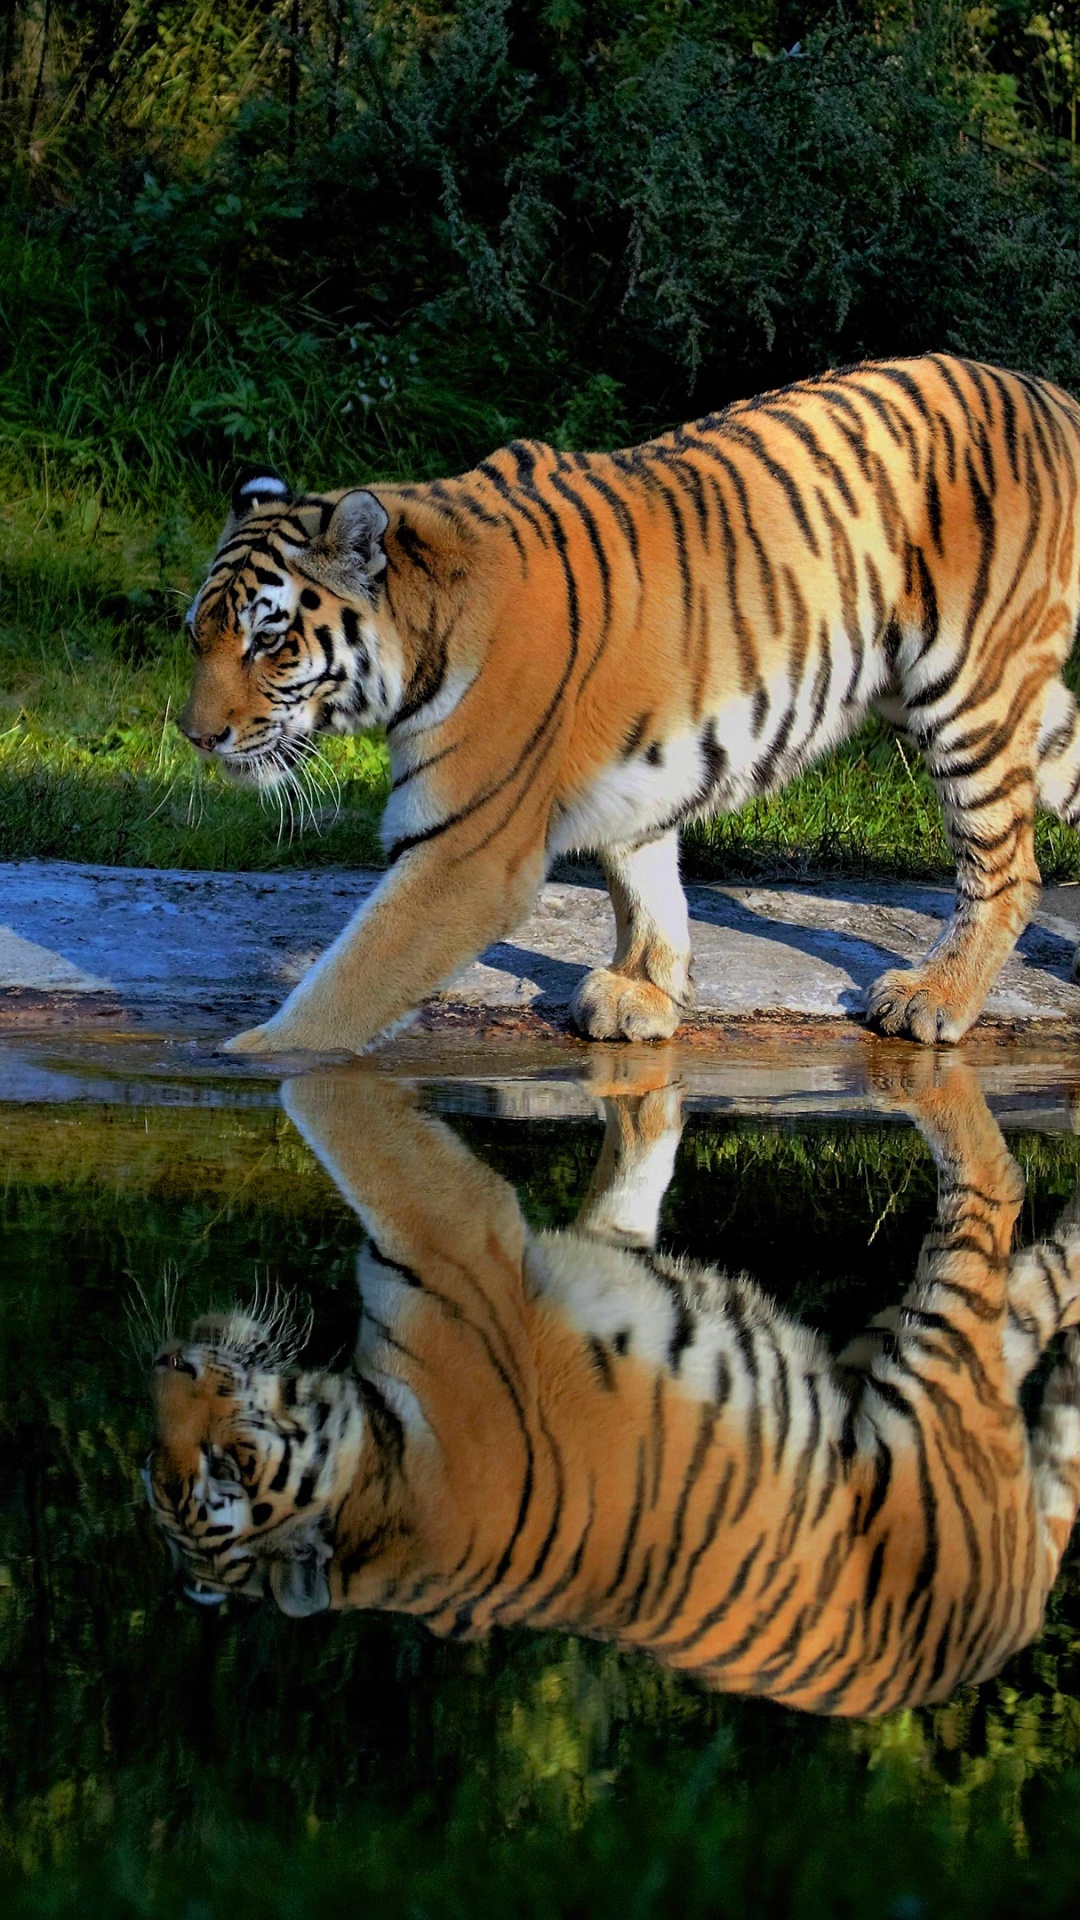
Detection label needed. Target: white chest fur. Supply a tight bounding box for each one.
[548,726,707,856]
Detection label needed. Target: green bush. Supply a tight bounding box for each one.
[9,3,1080,877]
[6,3,1080,501]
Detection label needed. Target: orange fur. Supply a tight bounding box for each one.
[179,357,1080,1052]
[147,1056,1080,1715]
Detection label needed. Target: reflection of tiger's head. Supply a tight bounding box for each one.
[179,468,402,786]
[144,1308,364,1615]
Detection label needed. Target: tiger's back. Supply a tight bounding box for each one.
[456,356,1080,845]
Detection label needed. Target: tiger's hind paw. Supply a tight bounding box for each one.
[570,968,683,1042]
[864,966,973,1045]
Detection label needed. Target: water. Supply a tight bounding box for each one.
[2,1040,1080,1917]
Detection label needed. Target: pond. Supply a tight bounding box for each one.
[1,1038,1080,1919]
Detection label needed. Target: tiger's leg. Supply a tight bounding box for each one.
[1004,1199,1080,1583]
[1030,1334,1080,1585]
[575,1076,684,1248]
[865,1053,1080,1593]
[1036,679,1080,982]
[840,1051,1024,1373]
[282,1070,531,1297]
[570,832,694,1042]
[225,825,547,1055]
[831,1054,1038,1698]
[1003,1184,1080,1388]
[865,696,1043,1044]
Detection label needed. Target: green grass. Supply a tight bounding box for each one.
[5,478,1080,882]
[0,487,388,870]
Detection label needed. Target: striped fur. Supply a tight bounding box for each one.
[146,1057,1080,1715]
[179,356,1080,1054]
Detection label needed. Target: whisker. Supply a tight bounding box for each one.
[125,1263,181,1363]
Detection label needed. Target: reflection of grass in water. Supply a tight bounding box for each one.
[6,1679,1080,1917]
[2,1104,1080,1914]
[0,1103,335,1209]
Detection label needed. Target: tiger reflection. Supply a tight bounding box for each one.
[145,1055,1080,1717]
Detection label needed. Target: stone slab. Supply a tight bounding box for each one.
[4,858,1080,1034]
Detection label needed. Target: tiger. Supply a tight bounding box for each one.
[145,1053,1080,1716]
[178,354,1080,1056]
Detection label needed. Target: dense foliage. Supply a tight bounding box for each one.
[10,5,1080,872]
[6,1,1080,499]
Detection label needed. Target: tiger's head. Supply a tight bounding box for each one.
[179,467,402,785]
[144,1306,364,1615]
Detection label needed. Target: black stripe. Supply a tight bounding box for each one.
[655,1532,766,1656]
[963,448,996,645]
[575,463,644,584]
[474,461,551,549]
[760,406,858,513]
[726,1291,763,1525]
[489,1402,567,1617]
[614,451,694,644]
[698,1565,802,1676]
[708,419,821,556]
[679,436,781,632]
[528,1476,597,1620]
[863,1536,886,1616]
[650,1458,736,1636]
[581,1440,647,1621]
[585,1336,616,1389]
[649,1402,718,1612]
[984,367,1021,484]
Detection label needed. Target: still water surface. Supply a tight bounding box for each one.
[2,1049,1080,1917]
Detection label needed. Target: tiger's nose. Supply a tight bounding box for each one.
[179,722,230,752]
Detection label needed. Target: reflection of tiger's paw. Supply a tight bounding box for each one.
[570,968,683,1042]
[864,966,972,1045]
[862,1043,960,1108]
[631,1082,684,1142]
[863,1046,1024,1206]
[578,1049,684,1101]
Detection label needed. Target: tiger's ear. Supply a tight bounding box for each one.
[231,464,293,520]
[311,489,389,597]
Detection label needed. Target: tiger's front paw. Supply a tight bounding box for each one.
[221,1012,351,1058]
[864,967,974,1045]
[570,968,683,1042]
[222,1023,288,1056]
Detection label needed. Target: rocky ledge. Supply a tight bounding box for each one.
[3,859,1080,1038]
